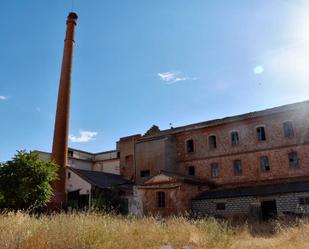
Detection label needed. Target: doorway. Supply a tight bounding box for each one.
[261,200,277,220]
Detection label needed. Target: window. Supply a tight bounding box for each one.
[157,192,165,208]
[186,139,194,153]
[68,150,74,157]
[209,135,217,149]
[288,152,300,168]
[68,172,71,179]
[125,155,133,167]
[216,203,226,210]
[233,160,242,175]
[231,131,239,145]
[257,126,266,141]
[283,121,294,138]
[117,151,120,158]
[211,162,219,177]
[260,156,270,171]
[188,166,195,176]
[298,197,309,206]
[140,170,150,177]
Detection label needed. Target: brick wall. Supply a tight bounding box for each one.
[139,183,201,216]
[175,109,309,185]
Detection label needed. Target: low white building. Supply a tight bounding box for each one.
[36,148,132,212]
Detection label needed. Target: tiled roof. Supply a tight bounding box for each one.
[68,167,132,189]
[194,180,309,200]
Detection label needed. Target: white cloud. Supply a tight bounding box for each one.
[0,96,9,101]
[157,71,197,85]
[69,130,98,143]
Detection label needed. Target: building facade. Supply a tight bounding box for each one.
[39,100,309,218]
[117,100,309,218]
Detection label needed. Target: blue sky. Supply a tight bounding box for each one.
[1,0,309,161]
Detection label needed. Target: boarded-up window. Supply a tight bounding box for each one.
[157,192,165,208]
[188,166,195,176]
[257,126,266,141]
[260,156,270,171]
[211,162,219,177]
[283,121,294,138]
[233,160,242,175]
[231,131,239,145]
[288,152,300,167]
[186,139,194,153]
[209,135,217,149]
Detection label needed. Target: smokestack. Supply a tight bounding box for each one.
[50,12,78,210]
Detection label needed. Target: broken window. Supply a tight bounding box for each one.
[209,135,217,149]
[186,139,194,153]
[283,121,294,138]
[188,166,195,176]
[257,126,266,141]
[157,191,165,208]
[68,150,74,157]
[233,160,242,175]
[231,131,239,145]
[216,203,226,210]
[211,162,219,177]
[260,156,270,171]
[288,152,300,168]
[140,170,150,177]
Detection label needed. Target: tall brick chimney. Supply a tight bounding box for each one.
[50,12,78,210]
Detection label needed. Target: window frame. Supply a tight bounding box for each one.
[230,131,240,146]
[260,156,270,172]
[233,159,242,176]
[211,162,219,177]
[188,166,195,176]
[186,139,195,153]
[256,126,266,141]
[157,191,166,208]
[216,203,226,210]
[140,170,150,177]
[283,121,294,138]
[68,150,74,157]
[208,135,217,150]
[288,152,300,168]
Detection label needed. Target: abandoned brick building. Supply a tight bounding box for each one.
[40,100,309,218]
[44,12,309,218]
[116,100,309,218]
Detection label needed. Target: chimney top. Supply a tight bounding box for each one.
[68,12,78,20]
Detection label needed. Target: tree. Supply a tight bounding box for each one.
[0,151,58,211]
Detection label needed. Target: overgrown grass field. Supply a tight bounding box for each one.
[1,212,309,249]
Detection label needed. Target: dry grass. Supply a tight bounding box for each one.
[1,212,309,249]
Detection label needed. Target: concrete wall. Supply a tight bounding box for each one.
[66,168,91,195]
[192,192,309,217]
[118,135,141,180]
[93,160,120,174]
[135,135,177,184]
[94,151,118,161]
[68,158,92,171]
